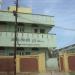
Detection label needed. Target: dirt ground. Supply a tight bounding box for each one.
[0,72,71,75]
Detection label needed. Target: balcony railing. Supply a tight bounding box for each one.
[0,32,56,48]
[0,11,54,26]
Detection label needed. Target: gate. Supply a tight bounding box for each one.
[20,58,38,72]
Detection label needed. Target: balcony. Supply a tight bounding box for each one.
[0,32,56,48]
[0,11,54,26]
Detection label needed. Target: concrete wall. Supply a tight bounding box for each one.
[0,11,54,26]
[0,52,46,73]
[59,53,75,72]
[0,23,50,33]
[46,58,59,71]
[0,47,46,56]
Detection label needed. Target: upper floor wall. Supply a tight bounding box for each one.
[0,22,52,33]
[0,32,56,48]
[0,11,54,26]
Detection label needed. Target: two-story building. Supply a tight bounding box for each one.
[0,7,56,73]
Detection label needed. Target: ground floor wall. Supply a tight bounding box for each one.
[0,52,46,73]
[59,53,75,72]
[0,47,48,56]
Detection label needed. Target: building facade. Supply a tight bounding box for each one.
[0,7,56,73]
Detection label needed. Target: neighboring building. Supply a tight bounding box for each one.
[0,7,56,73]
[59,44,75,53]
[59,52,75,72]
[53,44,75,57]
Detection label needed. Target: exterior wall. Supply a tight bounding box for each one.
[0,23,51,33]
[47,58,59,71]
[38,52,46,72]
[0,32,56,48]
[0,53,46,73]
[0,47,46,56]
[0,20,56,48]
[8,6,32,13]
[0,47,49,70]
[59,53,75,72]
[59,53,69,72]
[0,9,56,73]
[0,57,14,72]
[6,23,15,32]
[59,56,64,71]
[0,11,54,26]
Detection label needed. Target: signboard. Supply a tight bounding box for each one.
[11,36,48,47]
[0,32,56,47]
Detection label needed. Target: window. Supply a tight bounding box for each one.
[20,52,21,55]
[34,29,38,33]
[0,22,7,25]
[16,51,24,55]
[17,23,24,32]
[0,47,5,55]
[17,47,24,51]
[26,52,31,55]
[32,48,39,51]
[32,24,38,27]
[22,52,24,55]
[40,29,45,33]
[9,53,14,56]
[16,48,25,55]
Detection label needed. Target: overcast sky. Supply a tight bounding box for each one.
[1,0,75,48]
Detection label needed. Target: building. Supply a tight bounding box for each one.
[59,52,75,72]
[8,6,32,13]
[0,7,56,73]
[59,44,75,53]
[52,44,75,57]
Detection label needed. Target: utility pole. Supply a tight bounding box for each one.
[13,0,18,75]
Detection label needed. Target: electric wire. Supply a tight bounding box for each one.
[16,14,75,47]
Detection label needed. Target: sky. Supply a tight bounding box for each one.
[0,0,75,48]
